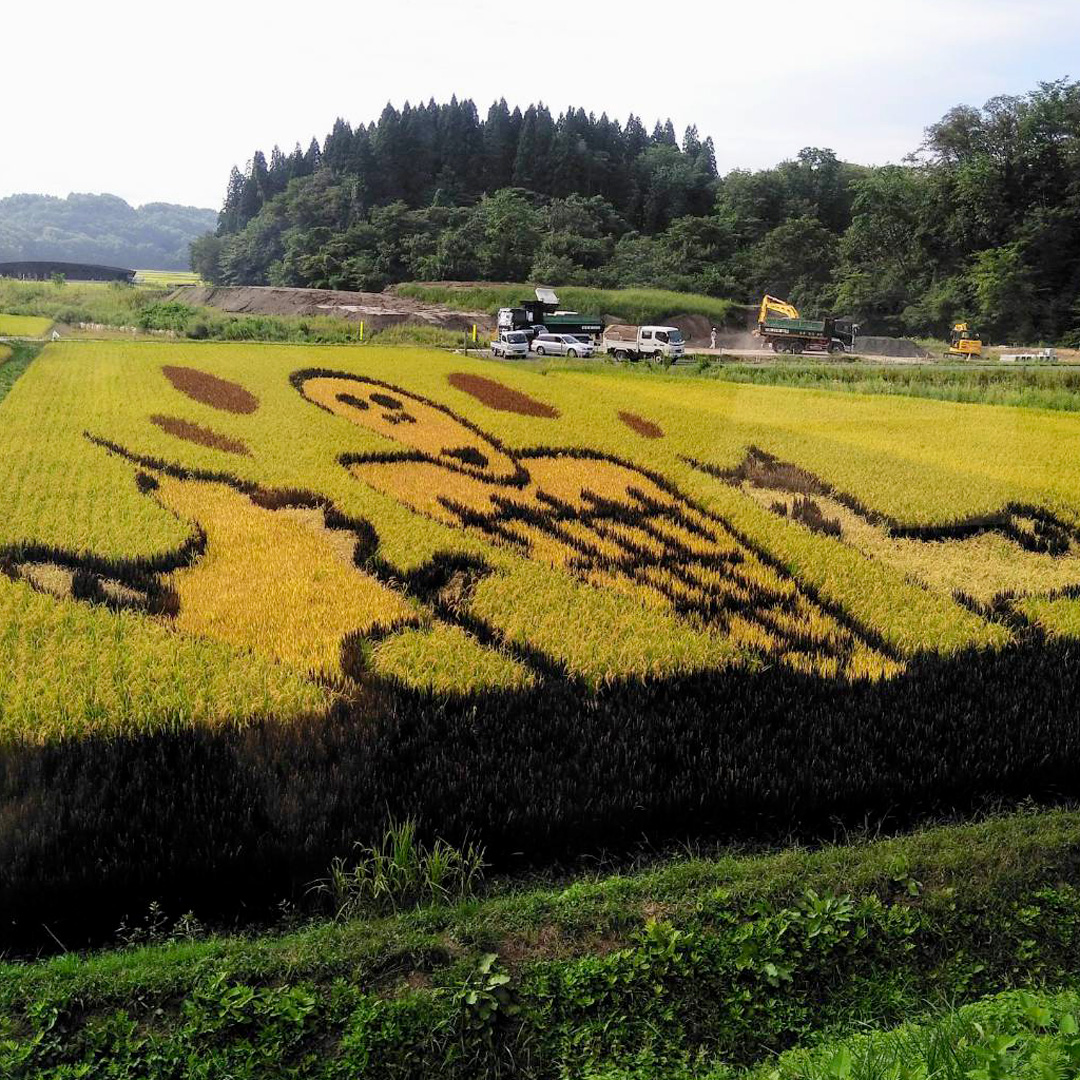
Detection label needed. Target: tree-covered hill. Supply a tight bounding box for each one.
[198,82,1080,344]
[0,192,216,269]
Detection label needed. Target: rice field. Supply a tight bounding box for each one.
[6,338,1080,947]
[133,270,203,287]
[5,339,1080,734]
[0,313,53,336]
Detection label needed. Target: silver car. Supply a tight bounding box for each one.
[531,333,595,358]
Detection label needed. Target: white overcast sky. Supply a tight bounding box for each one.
[4,0,1078,211]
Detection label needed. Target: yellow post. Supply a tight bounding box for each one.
[359,320,364,342]
[472,323,477,343]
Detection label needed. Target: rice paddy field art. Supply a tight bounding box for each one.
[4,338,1080,945]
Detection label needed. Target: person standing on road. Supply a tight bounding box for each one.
[710,327,717,350]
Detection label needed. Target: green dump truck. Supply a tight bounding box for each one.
[758,315,858,354]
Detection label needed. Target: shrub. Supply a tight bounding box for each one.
[138,302,197,333]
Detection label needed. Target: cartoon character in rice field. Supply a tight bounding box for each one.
[293,371,892,679]
[18,362,1080,688]
[3,364,888,684]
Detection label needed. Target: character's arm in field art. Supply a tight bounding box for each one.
[1,364,423,690]
[691,445,1080,620]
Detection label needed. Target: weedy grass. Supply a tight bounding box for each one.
[706,360,1080,413]
[370,323,469,348]
[740,988,1080,1080]
[0,278,163,327]
[310,817,488,918]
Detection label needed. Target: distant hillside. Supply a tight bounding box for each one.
[0,193,216,270]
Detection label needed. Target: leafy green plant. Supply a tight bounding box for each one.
[115,901,206,946]
[452,952,519,1033]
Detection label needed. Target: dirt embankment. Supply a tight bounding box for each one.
[166,285,493,333]
[854,336,931,359]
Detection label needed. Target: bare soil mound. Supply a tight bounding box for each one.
[854,337,932,359]
[667,314,714,346]
[167,285,492,333]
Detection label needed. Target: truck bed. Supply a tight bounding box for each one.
[602,323,639,342]
[762,317,828,334]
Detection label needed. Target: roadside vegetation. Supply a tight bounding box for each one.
[0,280,462,346]
[684,359,1080,413]
[0,278,169,327]
[395,282,736,326]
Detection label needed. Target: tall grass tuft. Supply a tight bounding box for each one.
[310,818,487,918]
[369,323,466,348]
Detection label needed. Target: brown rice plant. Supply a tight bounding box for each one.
[310,817,487,918]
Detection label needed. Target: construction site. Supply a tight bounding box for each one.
[168,282,943,361]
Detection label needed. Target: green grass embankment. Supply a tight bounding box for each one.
[707,360,1080,411]
[6,810,1080,1076]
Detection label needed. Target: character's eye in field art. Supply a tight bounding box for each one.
[297,371,525,485]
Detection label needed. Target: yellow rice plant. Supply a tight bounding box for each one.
[0,314,53,337]
[157,475,419,680]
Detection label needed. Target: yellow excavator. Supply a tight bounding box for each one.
[759,295,801,322]
[948,322,982,358]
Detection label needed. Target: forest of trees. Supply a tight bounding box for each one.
[196,83,1080,342]
[0,194,216,269]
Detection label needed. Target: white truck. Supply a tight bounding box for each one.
[602,324,685,362]
[490,330,530,358]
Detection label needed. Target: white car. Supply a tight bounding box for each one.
[491,331,530,358]
[531,333,595,358]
